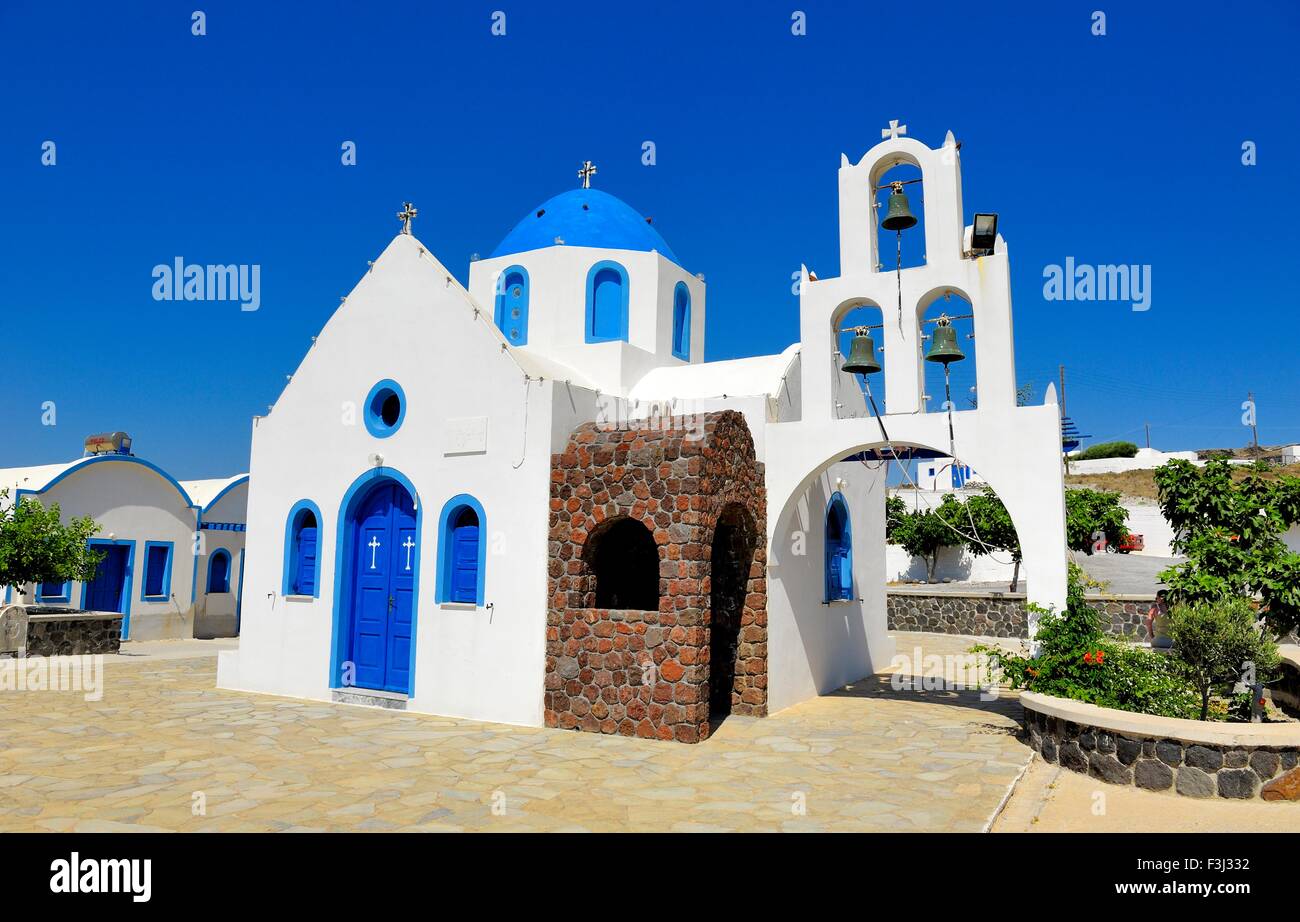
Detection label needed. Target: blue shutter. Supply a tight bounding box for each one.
[295,526,318,595]
[144,544,169,597]
[452,523,479,603]
[209,552,230,593]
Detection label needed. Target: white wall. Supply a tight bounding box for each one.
[468,245,704,395]
[194,481,249,638]
[766,462,893,713]
[223,234,554,728]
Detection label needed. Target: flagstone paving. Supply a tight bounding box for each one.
[0,634,1031,832]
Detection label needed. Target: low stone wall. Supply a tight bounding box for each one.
[26,614,122,656]
[1021,692,1300,801]
[887,590,1150,639]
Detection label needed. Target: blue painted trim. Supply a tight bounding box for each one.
[584,259,630,343]
[494,264,530,346]
[823,492,853,602]
[235,549,245,634]
[24,455,198,508]
[191,508,202,605]
[282,499,324,597]
[201,475,249,514]
[35,580,71,603]
[433,493,486,606]
[207,548,232,593]
[364,379,407,439]
[328,467,423,696]
[82,538,136,639]
[671,280,691,361]
[140,540,175,602]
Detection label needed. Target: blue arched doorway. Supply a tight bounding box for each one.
[332,473,421,695]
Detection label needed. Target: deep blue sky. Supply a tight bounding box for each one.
[2,1,1297,478]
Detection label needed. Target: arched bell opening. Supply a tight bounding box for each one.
[707,503,759,725]
[581,516,660,611]
[831,298,886,417]
[916,288,977,420]
[872,162,927,274]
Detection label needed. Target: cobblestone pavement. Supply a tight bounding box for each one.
[0,634,1031,832]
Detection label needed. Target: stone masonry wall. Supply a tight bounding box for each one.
[1023,705,1300,801]
[545,410,766,743]
[14,614,123,657]
[887,591,1151,639]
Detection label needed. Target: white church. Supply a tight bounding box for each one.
[219,127,1067,741]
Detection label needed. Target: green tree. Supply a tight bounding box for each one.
[0,490,103,598]
[887,494,966,582]
[1154,459,1300,636]
[1166,598,1281,720]
[1064,487,1129,553]
[963,488,1024,591]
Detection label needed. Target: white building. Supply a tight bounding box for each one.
[1,447,248,640]
[219,128,1066,740]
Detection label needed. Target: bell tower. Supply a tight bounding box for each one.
[798,124,1016,421]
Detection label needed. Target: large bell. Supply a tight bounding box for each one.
[880,187,918,231]
[925,317,965,365]
[841,330,881,375]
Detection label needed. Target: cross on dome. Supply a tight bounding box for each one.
[577,160,597,189]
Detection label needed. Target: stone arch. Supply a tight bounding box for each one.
[545,410,766,743]
[582,515,659,610]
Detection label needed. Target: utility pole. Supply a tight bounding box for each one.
[1145,422,1151,449]
[1058,364,1067,418]
[1248,391,1259,450]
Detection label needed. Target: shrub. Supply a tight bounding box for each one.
[1075,441,1139,461]
[973,564,1201,720]
[1166,598,1281,720]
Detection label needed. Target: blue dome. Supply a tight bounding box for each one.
[491,188,681,266]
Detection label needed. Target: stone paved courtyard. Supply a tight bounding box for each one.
[0,635,1031,832]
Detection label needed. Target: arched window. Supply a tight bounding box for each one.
[671,281,690,360]
[208,549,232,594]
[585,260,629,343]
[436,494,486,605]
[495,266,529,346]
[283,501,322,597]
[824,492,853,602]
[587,517,659,610]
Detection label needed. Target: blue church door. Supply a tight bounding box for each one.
[348,482,418,694]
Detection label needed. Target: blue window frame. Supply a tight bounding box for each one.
[671,281,690,360]
[141,540,174,601]
[584,260,629,343]
[208,549,232,594]
[825,492,853,602]
[283,500,323,597]
[435,494,486,605]
[494,265,529,346]
[36,579,71,602]
[364,379,406,438]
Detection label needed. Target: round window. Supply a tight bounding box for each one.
[364,379,406,438]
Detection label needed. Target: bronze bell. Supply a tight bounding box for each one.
[880,184,918,231]
[841,330,881,375]
[925,316,965,365]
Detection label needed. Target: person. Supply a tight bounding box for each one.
[1147,589,1171,648]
